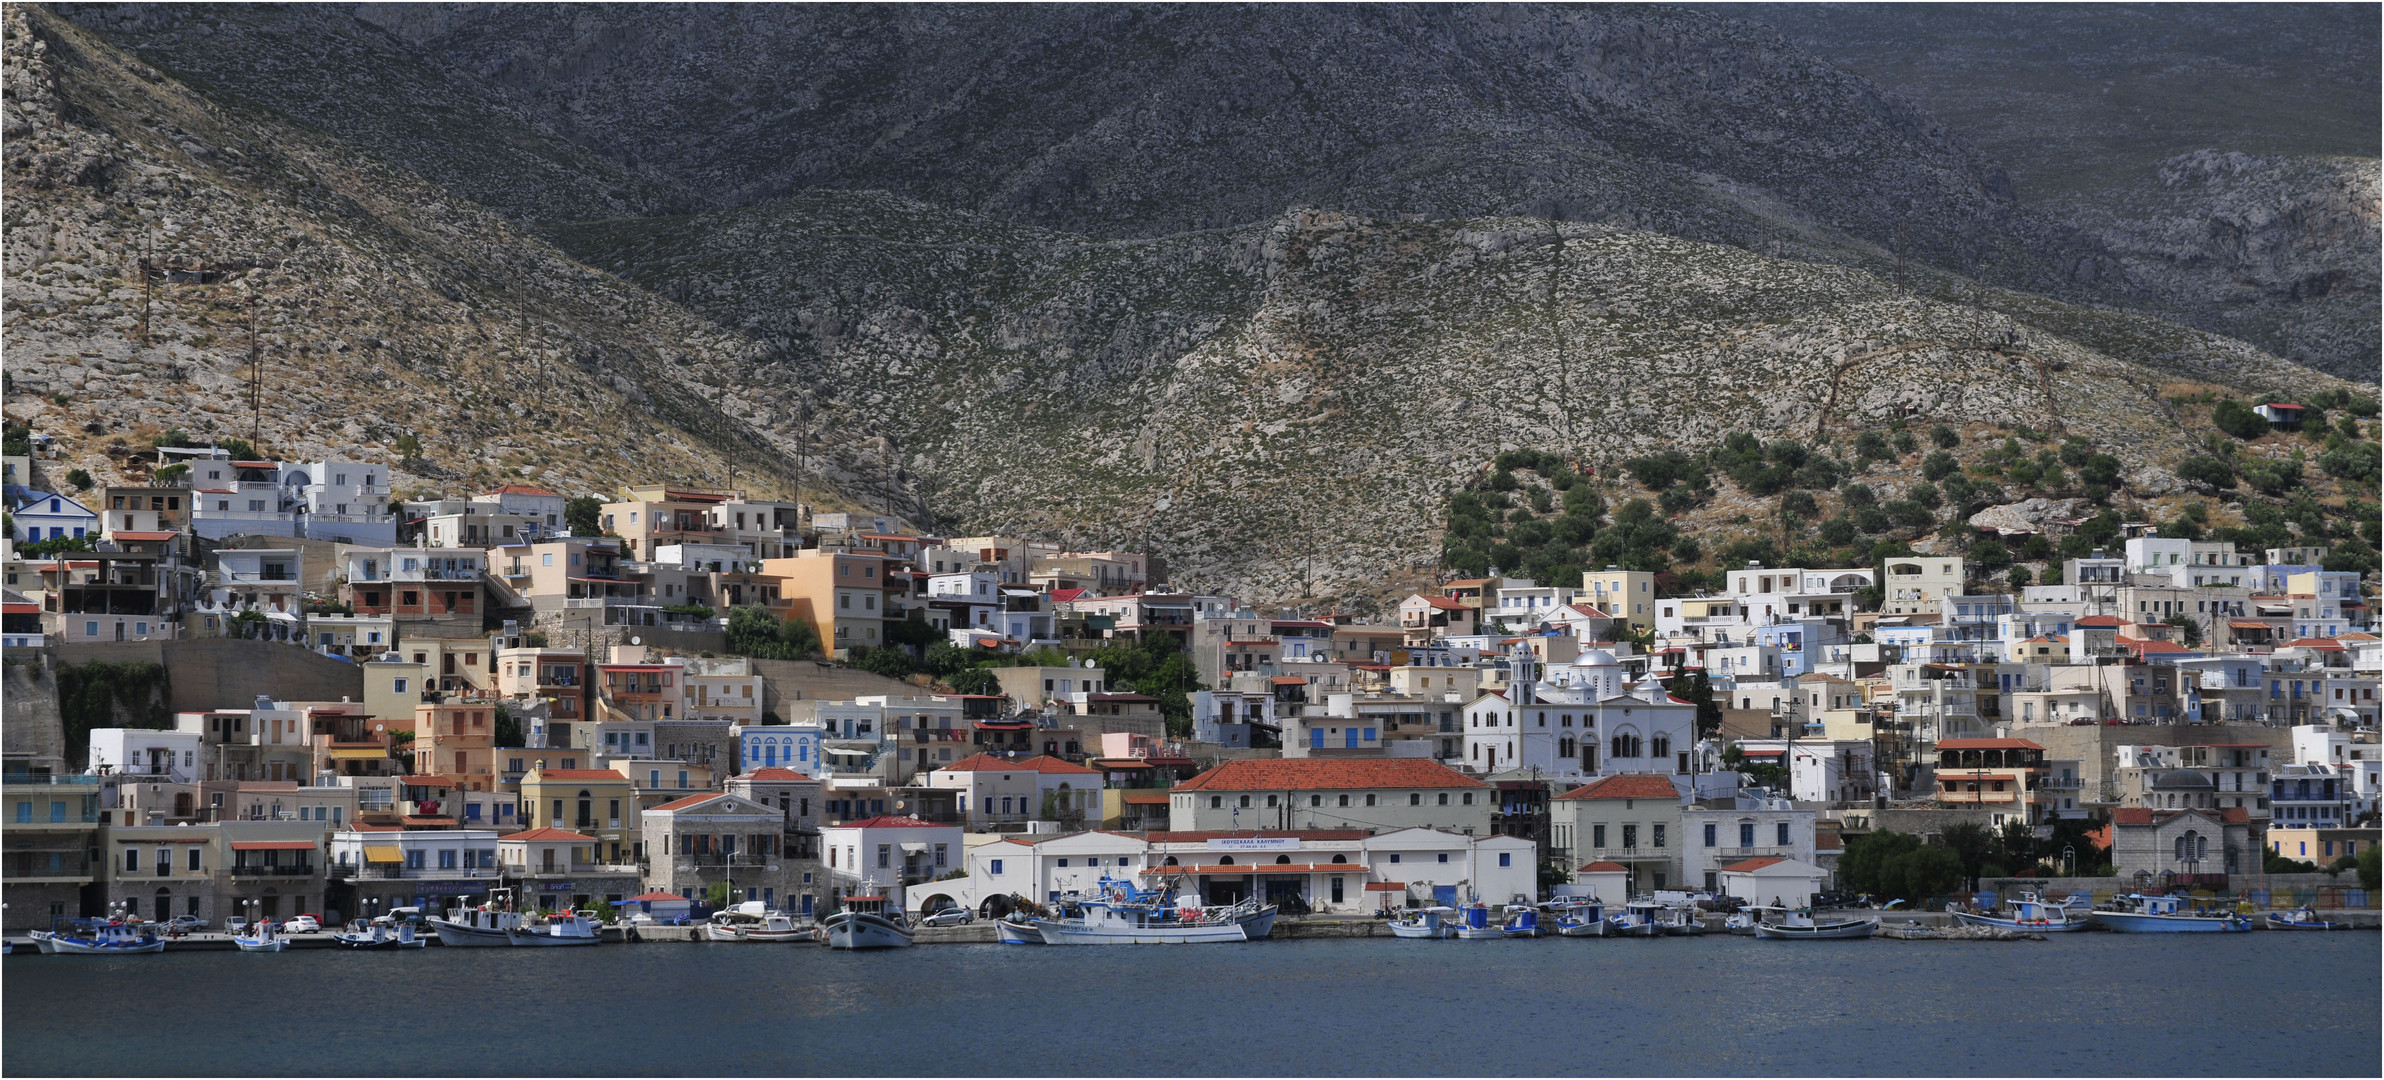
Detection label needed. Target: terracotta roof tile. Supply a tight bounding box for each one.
[833,815,949,830]
[1720,856,1787,872]
[1553,774,1680,801]
[505,826,595,843]
[1575,860,1629,873]
[938,753,1098,775]
[1173,759,1486,792]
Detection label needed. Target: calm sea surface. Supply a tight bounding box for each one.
[4,933,2376,1076]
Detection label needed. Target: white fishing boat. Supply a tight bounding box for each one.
[1722,905,1778,936]
[1500,904,1542,938]
[705,902,809,942]
[1388,905,1458,939]
[232,922,286,953]
[332,921,426,950]
[429,892,526,947]
[2264,906,2338,931]
[1752,909,1878,940]
[28,921,165,955]
[2093,893,2250,934]
[1548,898,1608,938]
[1951,892,2092,933]
[1453,902,1507,940]
[1605,899,1662,937]
[823,896,917,949]
[505,909,604,946]
[1657,903,1707,936]
[994,914,1045,944]
[1030,878,1275,945]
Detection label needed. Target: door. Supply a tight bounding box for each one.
[1433,885,1457,907]
[800,894,815,918]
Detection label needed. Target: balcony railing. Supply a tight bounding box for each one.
[230,863,317,877]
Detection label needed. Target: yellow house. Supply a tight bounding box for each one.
[759,550,891,656]
[519,765,641,864]
[1580,567,1656,632]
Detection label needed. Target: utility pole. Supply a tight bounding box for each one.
[248,285,262,446]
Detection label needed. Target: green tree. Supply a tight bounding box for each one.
[1940,822,1996,890]
[64,469,92,491]
[1894,844,1966,903]
[1929,424,1961,449]
[1664,670,1723,739]
[394,433,424,463]
[945,667,1002,695]
[2161,613,2204,648]
[2211,399,2269,440]
[725,605,821,661]
[1839,831,1920,899]
[564,496,603,536]
[2174,456,2235,490]
[493,706,523,747]
[1920,451,1960,482]
[2356,845,2380,891]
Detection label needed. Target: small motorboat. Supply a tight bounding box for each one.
[1500,904,1541,938]
[430,890,526,947]
[1723,905,1779,936]
[1657,904,1706,936]
[994,914,1046,944]
[1028,879,1274,945]
[28,921,165,955]
[333,921,426,949]
[2265,906,2337,931]
[1753,909,1878,940]
[2094,894,2250,934]
[1387,906,1457,940]
[1952,892,2092,933]
[232,923,287,953]
[1605,900,1662,938]
[506,910,604,946]
[1547,898,1607,938]
[706,902,809,942]
[823,896,917,949]
[1453,902,1506,940]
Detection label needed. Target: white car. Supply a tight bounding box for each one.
[918,908,973,927]
[224,917,250,935]
[282,914,322,934]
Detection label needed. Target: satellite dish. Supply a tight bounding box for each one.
[375,723,385,732]
[631,636,642,646]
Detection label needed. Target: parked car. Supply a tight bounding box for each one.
[166,914,209,934]
[918,908,973,927]
[370,906,424,926]
[282,914,322,934]
[224,916,250,935]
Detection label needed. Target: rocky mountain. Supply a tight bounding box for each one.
[1731,2,2381,379]
[5,3,2371,604]
[2,5,879,508]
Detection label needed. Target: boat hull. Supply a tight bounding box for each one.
[28,932,164,955]
[1754,918,1878,940]
[994,918,1044,945]
[1389,921,1454,939]
[2264,914,2335,931]
[504,929,601,946]
[333,934,426,950]
[232,937,287,953]
[2096,912,2248,933]
[1952,910,2091,932]
[428,919,517,947]
[823,912,915,949]
[1554,919,1607,938]
[1605,917,1660,938]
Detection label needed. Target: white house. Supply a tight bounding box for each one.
[11,492,97,544]
[284,460,395,545]
[88,728,204,781]
[1681,797,1818,893]
[734,722,824,777]
[819,815,964,902]
[1717,856,1828,910]
[925,753,1103,828]
[1167,759,1492,834]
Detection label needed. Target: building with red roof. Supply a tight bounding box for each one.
[926,754,1103,829]
[1166,758,1491,834]
[1551,773,1685,894]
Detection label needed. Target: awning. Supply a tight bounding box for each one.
[1365,882,1409,892]
[230,841,316,851]
[329,748,388,760]
[824,747,875,759]
[899,842,928,854]
[1142,863,1359,876]
[403,777,457,788]
[364,845,404,864]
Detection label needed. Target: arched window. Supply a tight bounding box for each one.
[1218,856,1235,865]
[576,790,592,827]
[1163,855,1180,866]
[1275,854,1292,864]
[1331,854,1348,864]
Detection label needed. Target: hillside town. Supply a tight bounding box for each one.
[3,439,2377,939]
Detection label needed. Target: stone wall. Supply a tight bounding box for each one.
[2,653,68,773]
[53,639,364,713]
[2012,721,2298,794]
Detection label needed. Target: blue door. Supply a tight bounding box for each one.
[800,894,814,917]
[1433,885,1458,907]
[764,743,776,767]
[1310,728,1325,750]
[1345,728,1359,749]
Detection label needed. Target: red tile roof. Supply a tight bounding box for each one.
[1145,829,1370,843]
[1575,861,1629,873]
[1173,759,1486,792]
[940,753,1098,775]
[1553,774,1680,801]
[108,531,178,541]
[648,793,760,813]
[740,767,811,782]
[2286,638,2345,650]
[506,827,595,843]
[529,769,630,781]
[1939,738,2045,751]
[484,484,559,496]
[1720,856,1789,873]
[1120,791,1172,804]
[2111,806,2250,827]
[2074,616,2122,628]
[833,816,949,830]
[1415,596,1471,611]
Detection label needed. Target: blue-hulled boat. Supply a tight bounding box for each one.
[1454,902,1505,939]
[1500,904,1541,938]
[2094,893,2250,933]
[28,920,164,955]
[1952,892,2093,932]
[2264,906,2338,931]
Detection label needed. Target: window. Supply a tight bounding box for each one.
[1498,852,1511,867]
[1337,794,1350,807]
[1593,825,1606,849]
[187,847,202,871]
[1437,793,1449,805]
[989,859,1003,875]
[1436,853,1448,864]
[877,844,891,868]
[125,848,140,872]
[1622,824,1638,849]
[1777,822,1790,846]
[1389,853,1402,864]
[1740,822,1755,847]
[406,849,426,869]
[1704,823,1717,848]
[1652,824,1666,848]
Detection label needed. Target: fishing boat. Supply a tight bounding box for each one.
[28,920,165,955]
[232,922,286,953]
[332,921,426,949]
[505,909,604,946]
[705,902,808,942]
[430,894,526,947]
[1752,909,1878,940]
[1657,903,1707,936]
[1952,892,2093,933]
[1388,905,1458,939]
[1605,899,1662,938]
[1546,898,1607,937]
[1454,902,1507,940]
[2094,893,2251,934]
[823,896,917,949]
[994,913,1046,944]
[2264,906,2337,931]
[1722,905,1779,936]
[1030,878,1275,945]
[1499,904,1541,938]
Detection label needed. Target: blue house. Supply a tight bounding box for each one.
[736,722,823,777]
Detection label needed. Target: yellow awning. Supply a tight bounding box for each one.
[328,748,388,760]
[364,845,404,864]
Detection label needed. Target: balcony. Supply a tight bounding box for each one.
[512,861,643,877]
[674,853,773,869]
[230,862,318,878]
